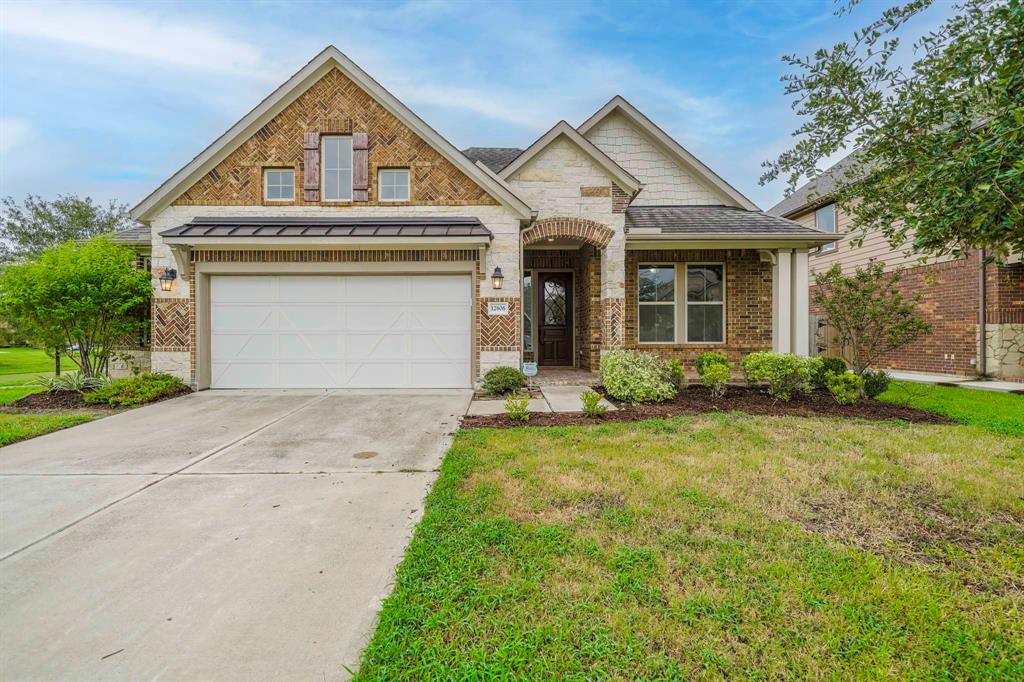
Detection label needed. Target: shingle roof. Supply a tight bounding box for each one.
[461,147,522,172]
[625,205,828,236]
[160,216,492,239]
[110,224,151,244]
[767,152,859,218]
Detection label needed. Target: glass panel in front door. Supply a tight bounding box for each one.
[543,280,566,325]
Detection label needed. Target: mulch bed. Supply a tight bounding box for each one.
[461,384,954,429]
[9,390,108,411]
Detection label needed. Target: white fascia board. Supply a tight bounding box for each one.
[578,96,759,211]
[161,236,492,248]
[132,46,532,222]
[498,120,642,194]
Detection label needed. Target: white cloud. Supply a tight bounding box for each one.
[0,118,33,156]
[0,2,271,80]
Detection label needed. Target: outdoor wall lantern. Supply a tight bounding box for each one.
[159,268,177,292]
[491,266,504,290]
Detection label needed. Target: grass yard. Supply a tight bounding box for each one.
[879,380,1024,437]
[0,411,98,447]
[357,414,1024,679]
[0,347,58,376]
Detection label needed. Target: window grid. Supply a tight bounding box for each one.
[685,263,725,344]
[321,136,353,201]
[638,264,676,344]
[263,169,295,201]
[378,169,410,202]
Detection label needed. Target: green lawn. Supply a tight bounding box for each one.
[0,411,98,447]
[879,380,1024,436]
[357,414,1024,679]
[0,347,59,376]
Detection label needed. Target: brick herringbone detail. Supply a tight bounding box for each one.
[173,68,497,207]
[522,217,614,248]
[479,297,519,351]
[153,299,191,351]
[603,298,624,349]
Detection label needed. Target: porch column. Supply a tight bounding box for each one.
[773,248,792,353]
[600,230,626,351]
[791,249,810,355]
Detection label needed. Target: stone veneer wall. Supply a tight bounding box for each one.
[624,249,773,364]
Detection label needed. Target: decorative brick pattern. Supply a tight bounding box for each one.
[152,299,191,351]
[603,298,624,350]
[479,297,519,351]
[611,184,631,213]
[521,217,614,248]
[173,68,497,208]
[624,249,772,364]
[580,186,611,198]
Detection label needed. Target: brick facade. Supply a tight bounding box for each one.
[624,249,773,364]
[521,217,614,249]
[173,68,496,208]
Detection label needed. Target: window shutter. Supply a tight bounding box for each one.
[302,132,320,201]
[352,132,369,202]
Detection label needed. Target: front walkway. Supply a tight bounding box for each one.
[888,370,1024,393]
[0,389,470,681]
[466,383,615,416]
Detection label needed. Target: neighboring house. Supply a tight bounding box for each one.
[769,154,1023,381]
[115,46,834,390]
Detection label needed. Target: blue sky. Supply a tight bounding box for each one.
[0,0,954,211]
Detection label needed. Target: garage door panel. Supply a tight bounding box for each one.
[210,275,472,389]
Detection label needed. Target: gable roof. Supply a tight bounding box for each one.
[497,120,642,195]
[625,205,831,238]
[131,46,534,223]
[462,147,522,172]
[767,152,858,218]
[577,95,759,211]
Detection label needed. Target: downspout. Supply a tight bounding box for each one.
[978,247,987,377]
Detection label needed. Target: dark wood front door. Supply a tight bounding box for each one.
[537,272,573,366]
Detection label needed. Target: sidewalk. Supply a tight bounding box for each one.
[888,370,1024,394]
[466,384,616,415]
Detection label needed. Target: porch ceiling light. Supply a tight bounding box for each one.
[491,266,504,290]
[159,268,177,292]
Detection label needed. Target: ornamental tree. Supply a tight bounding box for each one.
[762,0,1024,260]
[813,262,931,376]
[0,236,151,377]
[0,194,136,263]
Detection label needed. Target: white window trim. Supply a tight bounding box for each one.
[321,135,353,202]
[263,168,295,202]
[815,204,837,253]
[638,263,678,345]
[378,168,411,202]
[684,262,726,345]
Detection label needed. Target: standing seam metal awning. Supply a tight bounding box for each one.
[159,217,493,239]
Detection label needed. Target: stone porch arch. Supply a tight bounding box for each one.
[522,217,614,249]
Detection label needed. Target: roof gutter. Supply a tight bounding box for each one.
[625,232,839,250]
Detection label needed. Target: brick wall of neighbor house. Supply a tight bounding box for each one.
[173,68,497,208]
[810,254,1024,379]
[624,249,772,364]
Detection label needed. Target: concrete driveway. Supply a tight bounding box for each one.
[0,389,470,681]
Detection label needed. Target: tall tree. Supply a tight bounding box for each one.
[0,194,136,262]
[762,0,1024,260]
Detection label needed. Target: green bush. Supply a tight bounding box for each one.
[826,371,863,405]
[810,355,847,389]
[862,369,891,399]
[84,372,189,407]
[504,393,530,422]
[666,359,685,387]
[741,352,812,402]
[701,362,730,399]
[695,352,728,376]
[483,366,527,395]
[600,350,678,403]
[580,390,607,417]
[33,372,108,393]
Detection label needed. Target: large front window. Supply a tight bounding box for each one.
[638,264,675,343]
[321,136,353,201]
[686,264,724,343]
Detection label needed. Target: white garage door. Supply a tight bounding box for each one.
[210,274,472,388]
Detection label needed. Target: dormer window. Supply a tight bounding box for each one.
[321,136,353,201]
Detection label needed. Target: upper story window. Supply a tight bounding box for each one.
[321,136,353,201]
[378,168,410,202]
[638,264,676,343]
[263,169,294,201]
[815,203,837,253]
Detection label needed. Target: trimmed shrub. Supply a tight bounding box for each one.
[580,389,607,417]
[810,355,847,389]
[695,352,728,376]
[483,366,527,395]
[666,359,685,388]
[84,372,188,407]
[826,371,863,405]
[600,350,677,403]
[741,352,812,402]
[701,362,730,398]
[504,393,530,422]
[33,372,108,393]
[862,369,891,399]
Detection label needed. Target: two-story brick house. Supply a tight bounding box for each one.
[120,46,834,389]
